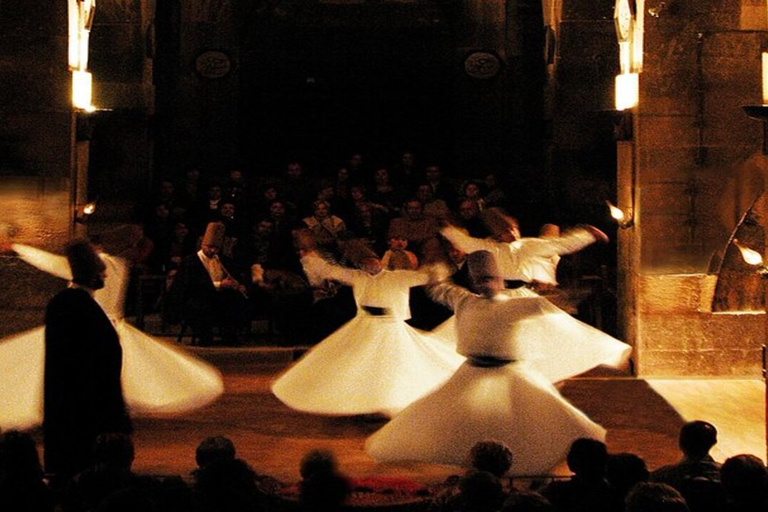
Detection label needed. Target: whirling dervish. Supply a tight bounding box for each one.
[432,209,631,383]
[271,238,465,417]
[0,233,224,432]
[365,250,614,475]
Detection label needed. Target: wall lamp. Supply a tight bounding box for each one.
[74,201,97,224]
[734,239,768,273]
[606,200,634,229]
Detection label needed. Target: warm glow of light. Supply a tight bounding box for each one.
[762,52,768,105]
[68,0,79,69]
[72,70,93,110]
[615,73,639,111]
[619,41,632,74]
[606,200,626,222]
[83,202,96,215]
[633,0,644,72]
[734,239,764,266]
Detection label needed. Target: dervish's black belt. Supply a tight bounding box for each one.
[362,306,390,316]
[468,355,514,367]
[504,280,526,289]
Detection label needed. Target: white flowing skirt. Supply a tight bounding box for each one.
[271,314,466,417]
[365,360,606,475]
[430,300,631,383]
[0,321,224,431]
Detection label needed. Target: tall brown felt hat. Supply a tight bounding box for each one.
[202,222,226,248]
[467,250,501,280]
[66,239,105,285]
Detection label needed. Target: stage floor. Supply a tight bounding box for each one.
[105,346,767,485]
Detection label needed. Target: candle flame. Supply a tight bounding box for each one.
[734,240,764,266]
[606,201,626,222]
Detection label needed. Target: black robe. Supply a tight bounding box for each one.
[44,287,131,478]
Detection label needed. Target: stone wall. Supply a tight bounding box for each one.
[0,1,155,337]
[630,0,768,376]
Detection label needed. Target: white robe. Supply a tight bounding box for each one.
[271,253,465,417]
[434,226,631,382]
[0,244,225,431]
[365,284,616,476]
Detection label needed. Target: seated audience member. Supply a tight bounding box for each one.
[303,199,347,258]
[277,159,316,218]
[194,436,237,472]
[192,457,264,512]
[346,199,389,255]
[217,200,248,262]
[315,178,348,221]
[541,438,622,512]
[368,166,406,219]
[416,182,452,222]
[381,231,419,271]
[469,440,514,480]
[63,432,142,512]
[0,430,55,512]
[432,470,505,512]
[391,149,421,191]
[455,198,490,238]
[424,163,457,209]
[606,452,650,503]
[501,490,553,512]
[192,180,226,234]
[162,221,196,276]
[651,421,721,490]
[266,198,303,273]
[483,172,508,209]
[430,441,515,512]
[387,198,441,262]
[222,167,253,210]
[459,179,487,211]
[625,482,690,512]
[719,454,768,511]
[298,449,351,512]
[165,222,250,346]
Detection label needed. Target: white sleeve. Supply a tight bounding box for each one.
[517,228,596,259]
[301,252,359,286]
[426,281,472,311]
[12,243,72,281]
[440,225,496,253]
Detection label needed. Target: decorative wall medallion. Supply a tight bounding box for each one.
[195,50,232,79]
[464,51,501,79]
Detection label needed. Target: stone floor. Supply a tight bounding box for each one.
[63,342,767,485]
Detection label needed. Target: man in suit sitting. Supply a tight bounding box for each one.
[167,222,249,346]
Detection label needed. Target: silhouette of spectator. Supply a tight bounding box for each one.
[469,440,514,479]
[194,436,237,471]
[606,452,650,502]
[452,470,505,512]
[387,198,441,262]
[651,421,721,490]
[455,198,489,238]
[541,438,622,512]
[625,482,690,512]
[424,163,457,209]
[0,430,55,512]
[501,490,553,512]
[63,432,140,512]
[192,457,263,512]
[298,449,350,512]
[431,441,514,512]
[720,454,768,511]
